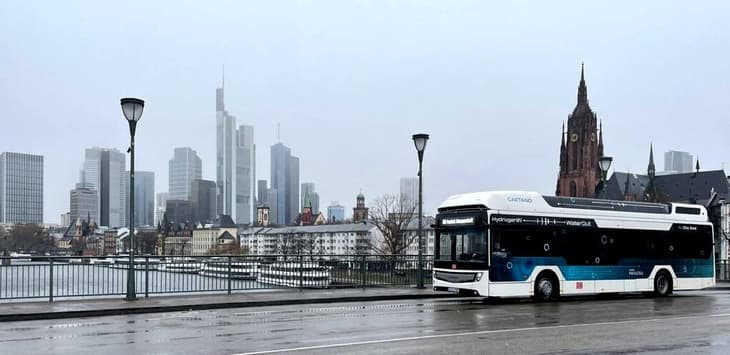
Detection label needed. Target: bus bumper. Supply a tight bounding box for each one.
[432,269,489,296]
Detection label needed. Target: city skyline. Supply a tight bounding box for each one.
[2,1,729,224]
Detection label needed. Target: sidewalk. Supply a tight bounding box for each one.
[0,287,455,322]
[708,281,730,290]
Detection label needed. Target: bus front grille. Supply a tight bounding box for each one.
[434,271,476,283]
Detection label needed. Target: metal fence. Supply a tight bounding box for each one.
[0,254,433,301]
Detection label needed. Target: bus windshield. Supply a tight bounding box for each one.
[437,229,487,263]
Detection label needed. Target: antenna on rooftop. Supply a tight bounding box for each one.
[277,123,281,143]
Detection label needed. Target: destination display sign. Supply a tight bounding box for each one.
[441,217,476,225]
[490,214,596,228]
[671,224,712,233]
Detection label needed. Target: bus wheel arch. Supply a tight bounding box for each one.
[534,270,560,302]
[653,269,673,297]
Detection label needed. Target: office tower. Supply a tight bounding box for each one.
[327,202,345,224]
[216,78,256,225]
[0,152,43,224]
[168,147,202,200]
[166,199,193,225]
[257,180,268,207]
[82,148,125,227]
[70,184,98,224]
[236,125,255,225]
[216,80,237,219]
[266,188,279,225]
[60,212,71,226]
[400,177,419,209]
[270,143,291,225]
[191,179,217,225]
[155,192,169,226]
[126,171,155,227]
[301,183,315,211]
[301,183,320,214]
[664,150,693,174]
[288,156,300,223]
[310,192,320,215]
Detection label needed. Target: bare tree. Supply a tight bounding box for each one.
[368,194,417,255]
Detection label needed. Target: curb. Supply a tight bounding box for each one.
[0,293,456,322]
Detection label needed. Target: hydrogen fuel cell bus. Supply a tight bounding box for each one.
[432,191,715,301]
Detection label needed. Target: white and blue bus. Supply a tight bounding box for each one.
[433,191,715,301]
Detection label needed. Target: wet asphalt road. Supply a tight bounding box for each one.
[2,291,730,354]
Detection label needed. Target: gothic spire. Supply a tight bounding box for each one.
[577,62,588,105]
[696,158,700,172]
[561,121,566,147]
[648,143,656,177]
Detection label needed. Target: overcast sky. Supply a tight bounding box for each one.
[2,0,729,224]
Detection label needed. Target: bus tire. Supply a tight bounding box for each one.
[653,270,673,297]
[534,272,559,302]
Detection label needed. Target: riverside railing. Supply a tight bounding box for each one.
[0,254,433,302]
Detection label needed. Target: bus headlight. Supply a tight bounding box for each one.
[476,272,483,281]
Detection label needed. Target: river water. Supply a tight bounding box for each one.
[0,261,273,301]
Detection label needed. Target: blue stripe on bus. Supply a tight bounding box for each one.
[489,257,714,282]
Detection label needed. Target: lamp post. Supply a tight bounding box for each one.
[121,97,144,301]
[412,133,429,289]
[598,156,613,199]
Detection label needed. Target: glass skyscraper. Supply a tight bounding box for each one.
[0,152,43,224]
[168,147,202,200]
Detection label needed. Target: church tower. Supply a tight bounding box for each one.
[556,64,604,197]
[353,192,369,222]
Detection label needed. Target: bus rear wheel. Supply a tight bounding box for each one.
[653,270,673,297]
[534,272,559,302]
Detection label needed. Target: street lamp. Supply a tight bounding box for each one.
[412,133,429,289]
[121,97,144,301]
[598,156,613,199]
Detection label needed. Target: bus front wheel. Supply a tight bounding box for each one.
[534,272,559,302]
[653,270,673,297]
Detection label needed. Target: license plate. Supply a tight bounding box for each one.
[448,287,459,293]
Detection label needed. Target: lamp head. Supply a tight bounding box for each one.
[121,98,145,122]
[598,156,613,174]
[412,133,429,153]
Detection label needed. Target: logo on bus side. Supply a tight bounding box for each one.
[507,196,533,203]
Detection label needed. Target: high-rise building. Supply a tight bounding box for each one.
[236,125,255,225]
[155,192,169,226]
[400,177,419,209]
[82,148,126,227]
[0,152,43,224]
[126,171,155,227]
[217,80,236,220]
[327,202,345,224]
[60,212,71,226]
[168,147,202,200]
[301,183,315,211]
[266,188,279,225]
[301,183,320,215]
[216,79,255,225]
[310,192,320,215]
[257,180,268,207]
[288,156,299,223]
[69,184,97,224]
[556,64,604,198]
[166,199,193,225]
[664,150,693,174]
[191,179,217,225]
[271,143,292,225]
